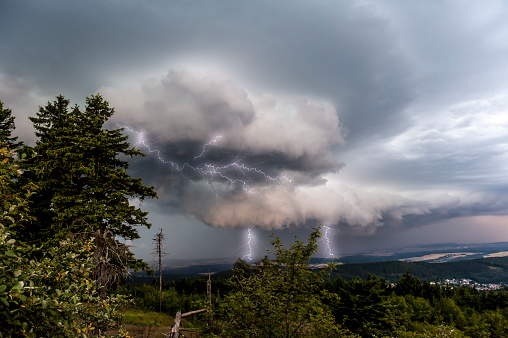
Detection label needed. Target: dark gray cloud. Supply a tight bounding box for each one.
[2,0,508,258]
[1,0,417,140]
[103,69,347,228]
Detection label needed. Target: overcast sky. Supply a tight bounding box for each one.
[2,0,508,261]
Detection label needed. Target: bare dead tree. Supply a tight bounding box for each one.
[69,220,131,298]
[91,229,131,299]
[152,228,168,312]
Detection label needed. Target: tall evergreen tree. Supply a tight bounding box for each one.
[0,100,21,148]
[24,94,157,248]
[22,95,75,242]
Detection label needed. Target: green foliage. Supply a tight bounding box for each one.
[217,227,340,337]
[0,114,131,337]
[331,275,392,336]
[395,270,424,298]
[0,101,21,148]
[23,94,157,249]
[327,272,508,337]
[0,224,132,337]
[0,166,126,337]
[122,251,508,337]
[124,283,203,314]
[232,258,251,278]
[0,146,24,220]
[1,144,37,243]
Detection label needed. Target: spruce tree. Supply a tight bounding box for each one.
[0,100,21,148]
[22,95,75,242]
[25,94,157,250]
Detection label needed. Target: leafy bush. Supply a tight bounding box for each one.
[0,219,131,337]
[217,228,341,337]
[0,143,128,337]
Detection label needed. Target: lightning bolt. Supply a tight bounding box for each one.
[121,126,336,262]
[320,226,337,258]
[224,227,264,261]
[120,125,293,195]
[194,135,223,160]
[245,228,254,261]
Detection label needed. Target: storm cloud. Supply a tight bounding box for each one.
[99,69,504,234]
[2,0,508,258]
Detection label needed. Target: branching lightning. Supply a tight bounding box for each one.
[121,125,292,195]
[194,135,222,160]
[121,125,338,262]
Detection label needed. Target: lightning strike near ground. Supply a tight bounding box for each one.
[225,227,264,261]
[244,228,254,261]
[121,126,339,262]
[321,226,335,258]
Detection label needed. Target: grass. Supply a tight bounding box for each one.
[115,306,205,337]
[121,306,174,327]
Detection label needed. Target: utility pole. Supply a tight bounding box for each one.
[207,271,212,309]
[152,228,167,313]
[206,271,212,327]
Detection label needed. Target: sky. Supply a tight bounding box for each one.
[2,0,508,262]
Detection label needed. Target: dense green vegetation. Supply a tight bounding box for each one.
[2,97,508,337]
[128,264,508,337]
[327,273,508,337]
[1,97,155,337]
[19,95,156,268]
[125,231,508,337]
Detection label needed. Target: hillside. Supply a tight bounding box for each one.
[329,256,508,283]
[127,256,508,285]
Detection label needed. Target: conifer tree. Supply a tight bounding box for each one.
[24,94,157,251]
[0,100,21,148]
[21,95,75,242]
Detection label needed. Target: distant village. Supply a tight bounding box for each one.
[435,279,505,291]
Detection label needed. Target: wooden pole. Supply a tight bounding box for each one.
[158,229,162,313]
[207,271,212,327]
[207,273,211,310]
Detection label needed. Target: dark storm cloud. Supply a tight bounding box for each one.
[0,0,417,141]
[2,0,508,257]
[102,69,350,229]
[106,68,507,233]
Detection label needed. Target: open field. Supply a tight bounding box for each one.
[400,252,477,262]
[484,251,508,258]
[108,307,173,338]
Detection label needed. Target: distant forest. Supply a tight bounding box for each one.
[328,256,508,283]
